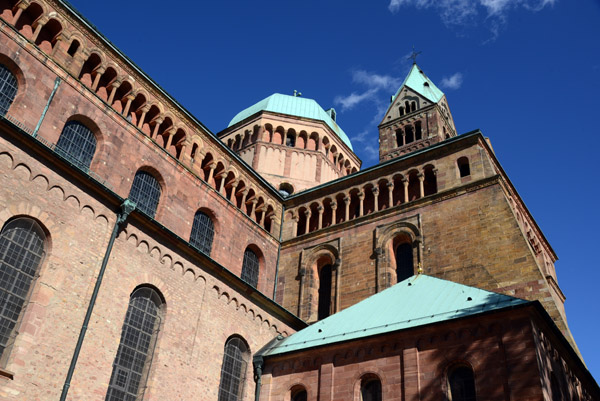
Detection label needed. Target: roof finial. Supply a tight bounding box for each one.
[293,90,302,97]
[408,46,421,65]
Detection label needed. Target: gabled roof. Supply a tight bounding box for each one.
[393,64,445,103]
[227,93,353,150]
[260,275,529,357]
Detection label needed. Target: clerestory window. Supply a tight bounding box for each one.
[189,211,214,255]
[56,121,97,171]
[241,248,259,288]
[0,64,18,116]
[218,337,249,401]
[128,171,161,218]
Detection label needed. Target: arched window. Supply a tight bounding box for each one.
[457,157,470,178]
[415,121,422,140]
[395,128,404,147]
[292,389,308,401]
[129,171,161,218]
[241,248,259,287]
[189,211,214,255]
[56,121,97,171]
[318,264,332,320]
[0,218,46,362]
[106,287,163,401]
[395,242,413,282]
[218,337,249,401]
[286,133,296,147]
[448,365,476,401]
[0,64,18,116]
[360,377,382,401]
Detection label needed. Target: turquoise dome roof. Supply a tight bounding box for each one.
[228,93,353,151]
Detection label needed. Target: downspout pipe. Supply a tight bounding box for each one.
[60,199,136,401]
[33,77,61,137]
[253,356,264,401]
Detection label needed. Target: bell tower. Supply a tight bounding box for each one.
[378,64,457,161]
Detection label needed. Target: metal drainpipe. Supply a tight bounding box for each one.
[272,204,285,300]
[59,199,136,401]
[253,357,264,401]
[33,77,61,137]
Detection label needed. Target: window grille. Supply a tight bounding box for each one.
[0,218,46,360]
[55,121,97,171]
[448,366,477,401]
[241,249,259,288]
[128,171,161,218]
[218,337,248,401]
[0,64,18,116]
[106,287,162,401]
[189,211,214,255]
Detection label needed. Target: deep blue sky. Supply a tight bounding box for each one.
[68,0,600,382]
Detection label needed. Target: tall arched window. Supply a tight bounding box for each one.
[129,171,161,218]
[360,377,382,401]
[106,287,163,401]
[189,211,214,255]
[0,64,18,116]
[56,121,97,171]
[318,264,332,320]
[395,242,414,283]
[0,218,46,362]
[448,365,476,401]
[218,337,249,401]
[457,157,470,178]
[241,248,259,287]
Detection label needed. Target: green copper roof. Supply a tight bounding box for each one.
[261,275,529,357]
[394,64,445,103]
[228,93,353,150]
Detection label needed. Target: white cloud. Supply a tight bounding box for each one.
[440,72,464,89]
[388,0,556,38]
[334,89,378,111]
[351,130,371,143]
[352,70,402,92]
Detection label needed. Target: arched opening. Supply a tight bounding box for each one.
[95,67,117,101]
[106,286,164,401]
[128,93,147,126]
[415,121,422,140]
[360,376,382,401]
[0,217,46,363]
[241,247,260,288]
[190,143,199,161]
[395,127,404,147]
[78,53,102,87]
[393,237,414,283]
[285,131,296,147]
[423,165,437,196]
[273,126,284,145]
[448,365,476,401]
[128,170,162,218]
[318,263,333,320]
[189,210,214,255]
[111,81,133,113]
[399,106,405,116]
[0,63,18,116]
[234,180,246,209]
[67,39,80,57]
[404,100,410,112]
[264,205,275,233]
[0,1,18,22]
[411,101,416,112]
[407,171,420,201]
[141,105,160,135]
[296,207,307,236]
[308,132,319,150]
[171,129,186,159]
[55,120,97,171]
[457,157,470,178]
[218,336,249,401]
[297,131,307,149]
[278,182,294,197]
[34,18,62,53]
[405,125,414,144]
[15,3,42,39]
[291,387,308,401]
[392,175,405,206]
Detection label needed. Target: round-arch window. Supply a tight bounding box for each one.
[218,337,249,401]
[56,121,97,171]
[241,248,259,288]
[0,64,18,116]
[189,211,214,255]
[128,171,161,218]
[292,389,307,401]
[448,365,476,401]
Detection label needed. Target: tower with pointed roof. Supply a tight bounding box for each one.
[379,63,457,161]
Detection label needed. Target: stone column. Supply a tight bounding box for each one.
[249,199,257,219]
[207,164,217,186]
[372,187,379,212]
[229,182,238,202]
[331,201,337,225]
[387,182,394,207]
[403,178,409,203]
[304,209,311,235]
[122,94,136,117]
[374,247,383,292]
[107,80,122,105]
[151,117,164,139]
[164,128,175,150]
[91,66,106,91]
[343,196,350,221]
[12,2,28,25]
[218,174,226,196]
[418,173,425,198]
[292,213,299,237]
[137,105,151,128]
[317,205,324,230]
[31,16,47,42]
[358,191,365,217]
[258,208,265,226]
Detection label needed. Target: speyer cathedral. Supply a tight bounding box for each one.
[0,1,597,400]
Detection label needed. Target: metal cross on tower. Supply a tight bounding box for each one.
[408,46,422,64]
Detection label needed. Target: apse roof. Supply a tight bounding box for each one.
[227,93,353,150]
[394,64,445,104]
[260,275,530,357]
